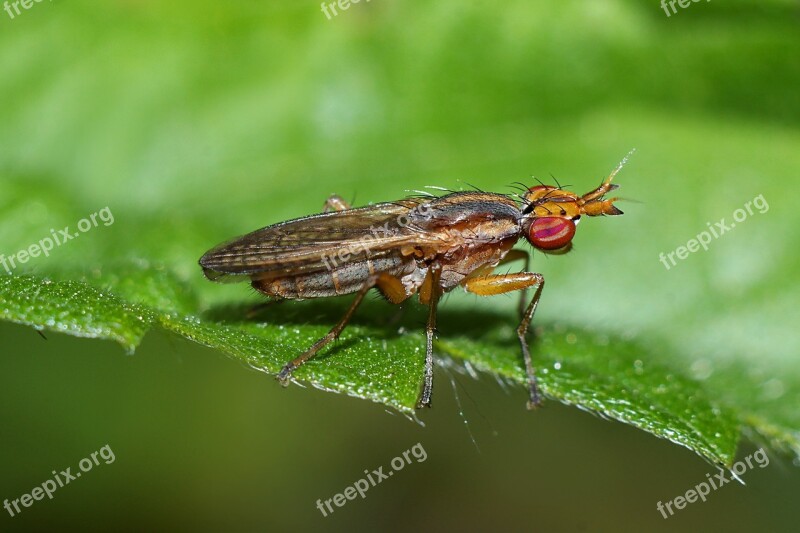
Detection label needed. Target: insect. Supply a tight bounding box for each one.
[199,156,628,409]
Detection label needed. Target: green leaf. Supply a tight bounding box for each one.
[0,267,741,465]
[0,274,152,353]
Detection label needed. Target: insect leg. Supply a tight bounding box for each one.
[463,272,545,409]
[323,195,352,212]
[417,266,442,409]
[376,272,413,304]
[494,249,530,318]
[276,281,372,384]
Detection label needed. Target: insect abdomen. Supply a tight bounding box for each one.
[251,255,412,299]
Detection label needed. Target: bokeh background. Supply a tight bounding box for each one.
[1,1,799,531]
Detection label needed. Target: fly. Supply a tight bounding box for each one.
[199,155,629,409]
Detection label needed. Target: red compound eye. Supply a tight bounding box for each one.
[528,217,576,250]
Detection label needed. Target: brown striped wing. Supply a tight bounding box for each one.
[199,199,439,282]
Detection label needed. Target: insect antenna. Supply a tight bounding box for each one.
[614,148,636,175]
[603,148,637,186]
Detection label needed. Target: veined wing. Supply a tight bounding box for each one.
[199,199,438,281]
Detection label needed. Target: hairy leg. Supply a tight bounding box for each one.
[417,266,442,408]
[276,282,372,384]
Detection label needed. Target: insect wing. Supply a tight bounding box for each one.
[199,199,434,281]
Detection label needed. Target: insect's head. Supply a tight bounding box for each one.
[521,155,629,254]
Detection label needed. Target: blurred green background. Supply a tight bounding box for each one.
[1,0,799,531]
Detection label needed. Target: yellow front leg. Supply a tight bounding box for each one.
[463,271,540,296]
[462,268,545,410]
[465,249,530,317]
